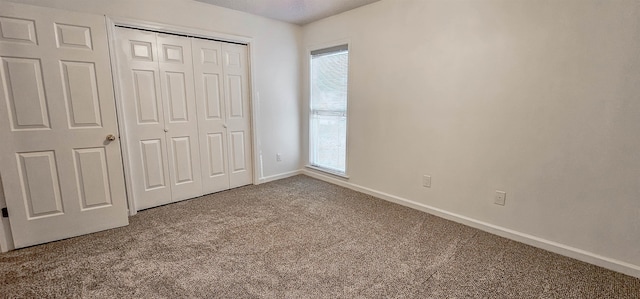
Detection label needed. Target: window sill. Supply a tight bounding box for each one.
[305,165,350,180]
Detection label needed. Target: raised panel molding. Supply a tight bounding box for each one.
[230,131,245,172]
[140,139,166,190]
[16,151,64,219]
[166,72,188,122]
[201,48,218,65]
[228,75,243,118]
[207,133,224,177]
[131,41,153,61]
[0,17,37,44]
[163,45,183,63]
[132,70,159,124]
[171,137,194,184]
[55,23,92,50]
[203,73,221,119]
[60,61,102,128]
[1,57,50,130]
[73,148,112,210]
[225,52,241,67]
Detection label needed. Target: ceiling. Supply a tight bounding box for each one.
[193,0,381,25]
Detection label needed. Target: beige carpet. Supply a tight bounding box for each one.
[1,175,638,298]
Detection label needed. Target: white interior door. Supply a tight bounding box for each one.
[222,43,253,188]
[157,34,202,202]
[192,39,229,194]
[0,2,128,248]
[113,27,172,210]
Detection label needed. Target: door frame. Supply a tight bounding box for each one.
[106,17,261,215]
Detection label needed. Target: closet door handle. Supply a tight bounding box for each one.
[222,124,227,128]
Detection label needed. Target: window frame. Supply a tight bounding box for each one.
[307,42,350,179]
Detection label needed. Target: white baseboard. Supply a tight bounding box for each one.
[258,170,303,184]
[302,169,640,279]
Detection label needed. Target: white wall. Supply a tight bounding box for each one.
[4,0,302,179]
[302,0,640,274]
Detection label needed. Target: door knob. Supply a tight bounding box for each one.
[106,134,116,141]
[222,124,227,128]
[164,128,169,132]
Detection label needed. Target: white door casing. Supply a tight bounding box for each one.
[0,2,128,248]
[222,43,253,188]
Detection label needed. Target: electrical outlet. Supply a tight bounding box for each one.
[495,190,506,206]
[422,175,431,188]
[276,153,282,162]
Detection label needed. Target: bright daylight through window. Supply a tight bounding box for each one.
[310,45,348,174]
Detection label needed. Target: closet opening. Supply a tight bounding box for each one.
[108,20,257,214]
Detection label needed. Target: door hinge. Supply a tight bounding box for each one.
[1,207,7,218]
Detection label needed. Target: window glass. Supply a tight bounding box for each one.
[310,46,348,174]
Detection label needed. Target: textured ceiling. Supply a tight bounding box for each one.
[193,0,381,25]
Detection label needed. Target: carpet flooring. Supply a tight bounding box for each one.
[1,175,639,298]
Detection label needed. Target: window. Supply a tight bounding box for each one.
[310,44,349,175]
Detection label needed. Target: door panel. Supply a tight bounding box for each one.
[140,139,167,190]
[192,39,229,194]
[132,70,160,124]
[207,133,225,177]
[162,45,183,63]
[16,151,64,218]
[222,43,252,188]
[157,34,202,202]
[170,136,195,184]
[0,16,37,44]
[230,131,246,172]
[114,28,171,210]
[73,148,112,209]
[227,75,244,118]
[54,24,93,50]
[0,2,128,248]
[201,48,219,64]
[131,41,153,60]
[203,74,222,119]
[165,72,188,122]
[60,61,102,128]
[1,57,50,130]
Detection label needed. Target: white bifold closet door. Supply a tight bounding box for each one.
[115,27,251,211]
[192,39,252,193]
[115,28,202,210]
[0,2,129,248]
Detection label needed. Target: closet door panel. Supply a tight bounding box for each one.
[114,28,171,210]
[157,34,202,202]
[192,39,229,194]
[222,43,252,188]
